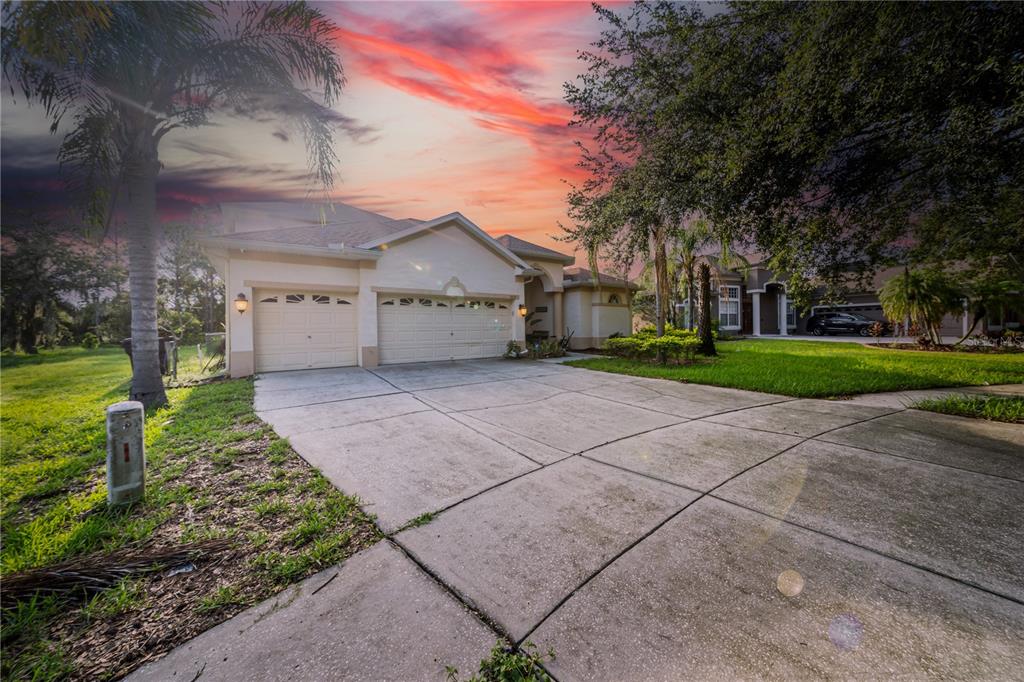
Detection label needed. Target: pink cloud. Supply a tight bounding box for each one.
[319,2,614,252]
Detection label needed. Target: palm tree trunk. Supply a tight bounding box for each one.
[954,313,980,346]
[697,262,716,356]
[124,139,168,409]
[653,232,669,337]
[685,262,695,331]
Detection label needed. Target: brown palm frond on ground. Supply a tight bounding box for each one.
[1,539,232,602]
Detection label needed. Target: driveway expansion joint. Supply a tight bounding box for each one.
[811,432,1024,484]
[706,493,1024,607]
[385,537,516,644]
[254,389,404,412]
[516,404,917,644]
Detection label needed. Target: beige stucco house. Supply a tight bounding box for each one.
[201,202,634,376]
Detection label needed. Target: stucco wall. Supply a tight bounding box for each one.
[527,258,566,292]
[367,223,521,296]
[564,289,592,343]
[593,304,631,339]
[565,286,632,349]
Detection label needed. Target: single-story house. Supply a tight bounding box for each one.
[201,202,634,376]
[680,256,1021,337]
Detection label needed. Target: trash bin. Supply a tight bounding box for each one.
[120,336,173,375]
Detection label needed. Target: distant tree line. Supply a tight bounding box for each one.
[1,220,223,353]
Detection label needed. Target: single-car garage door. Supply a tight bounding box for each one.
[254,290,358,372]
[378,296,513,364]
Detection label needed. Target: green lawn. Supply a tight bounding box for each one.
[913,395,1024,423]
[567,339,1024,398]
[1,346,378,680]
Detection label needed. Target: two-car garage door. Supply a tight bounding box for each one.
[253,289,514,371]
[254,290,358,372]
[378,296,513,364]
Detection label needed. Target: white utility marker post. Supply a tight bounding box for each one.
[106,401,145,506]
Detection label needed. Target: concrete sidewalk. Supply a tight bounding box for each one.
[130,361,1024,681]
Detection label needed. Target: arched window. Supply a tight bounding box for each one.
[608,293,621,304]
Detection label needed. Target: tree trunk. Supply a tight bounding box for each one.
[124,137,168,409]
[653,233,669,336]
[20,307,39,354]
[205,269,214,333]
[950,303,983,346]
[697,262,716,356]
[685,263,695,330]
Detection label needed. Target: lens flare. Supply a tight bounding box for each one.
[829,614,864,650]
[776,569,804,597]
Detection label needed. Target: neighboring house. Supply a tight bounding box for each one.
[680,256,1021,337]
[200,202,634,376]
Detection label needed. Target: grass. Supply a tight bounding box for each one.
[1,345,380,680]
[567,339,1024,398]
[446,641,555,682]
[912,395,1024,423]
[395,511,437,532]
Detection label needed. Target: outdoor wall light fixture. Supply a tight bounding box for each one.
[234,293,249,314]
[518,304,528,317]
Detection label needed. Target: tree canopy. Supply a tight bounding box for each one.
[566,1,1024,309]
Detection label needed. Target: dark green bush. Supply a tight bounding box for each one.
[603,334,698,363]
[635,323,716,341]
[80,332,99,349]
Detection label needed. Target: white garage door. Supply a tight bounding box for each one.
[254,290,358,372]
[378,296,513,364]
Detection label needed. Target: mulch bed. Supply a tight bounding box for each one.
[868,343,1022,353]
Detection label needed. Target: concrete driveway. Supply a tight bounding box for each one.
[133,360,1024,681]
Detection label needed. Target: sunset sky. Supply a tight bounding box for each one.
[1,1,621,255]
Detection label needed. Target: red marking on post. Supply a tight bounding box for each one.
[123,442,130,462]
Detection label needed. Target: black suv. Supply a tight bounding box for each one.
[806,311,886,337]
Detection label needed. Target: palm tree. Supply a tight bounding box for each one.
[667,220,711,330]
[696,261,715,355]
[878,267,962,345]
[3,2,345,408]
[955,278,1020,344]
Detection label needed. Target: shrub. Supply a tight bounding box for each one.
[604,337,646,359]
[528,339,565,359]
[603,334,698,364]
[634,323,714,342]
[80,332,99,349]
[503,340,524,359]
[646,335,699,362]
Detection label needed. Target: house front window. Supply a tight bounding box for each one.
[718,285,740,329]
[786,301,796,328]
